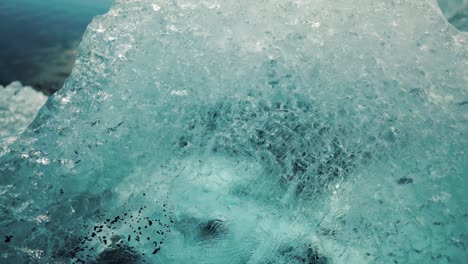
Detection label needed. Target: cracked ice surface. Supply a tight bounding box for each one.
[0,0,467,263]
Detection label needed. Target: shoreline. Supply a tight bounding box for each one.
[0,42,78,96]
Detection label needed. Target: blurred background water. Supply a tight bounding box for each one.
[437,0,468,31]
[0,0,466,96]
[0,0,113,95]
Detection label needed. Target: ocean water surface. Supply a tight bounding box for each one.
[0,0,113,94]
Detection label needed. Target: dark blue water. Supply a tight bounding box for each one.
[0,0,113,94]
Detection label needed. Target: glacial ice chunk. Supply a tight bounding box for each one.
[0,0,467,263]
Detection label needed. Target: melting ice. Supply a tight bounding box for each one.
[0,0,467,263]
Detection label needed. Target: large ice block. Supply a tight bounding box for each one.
[0,0,466,263]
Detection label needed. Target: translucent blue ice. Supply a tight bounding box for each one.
[0,0,467,263]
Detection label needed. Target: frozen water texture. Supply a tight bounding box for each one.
[0,82,47,153]
[0,0,467,263]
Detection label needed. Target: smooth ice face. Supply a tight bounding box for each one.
[107,156,330,264]
[0,0,467,263]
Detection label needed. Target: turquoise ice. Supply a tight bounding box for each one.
[0,0,467,263]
